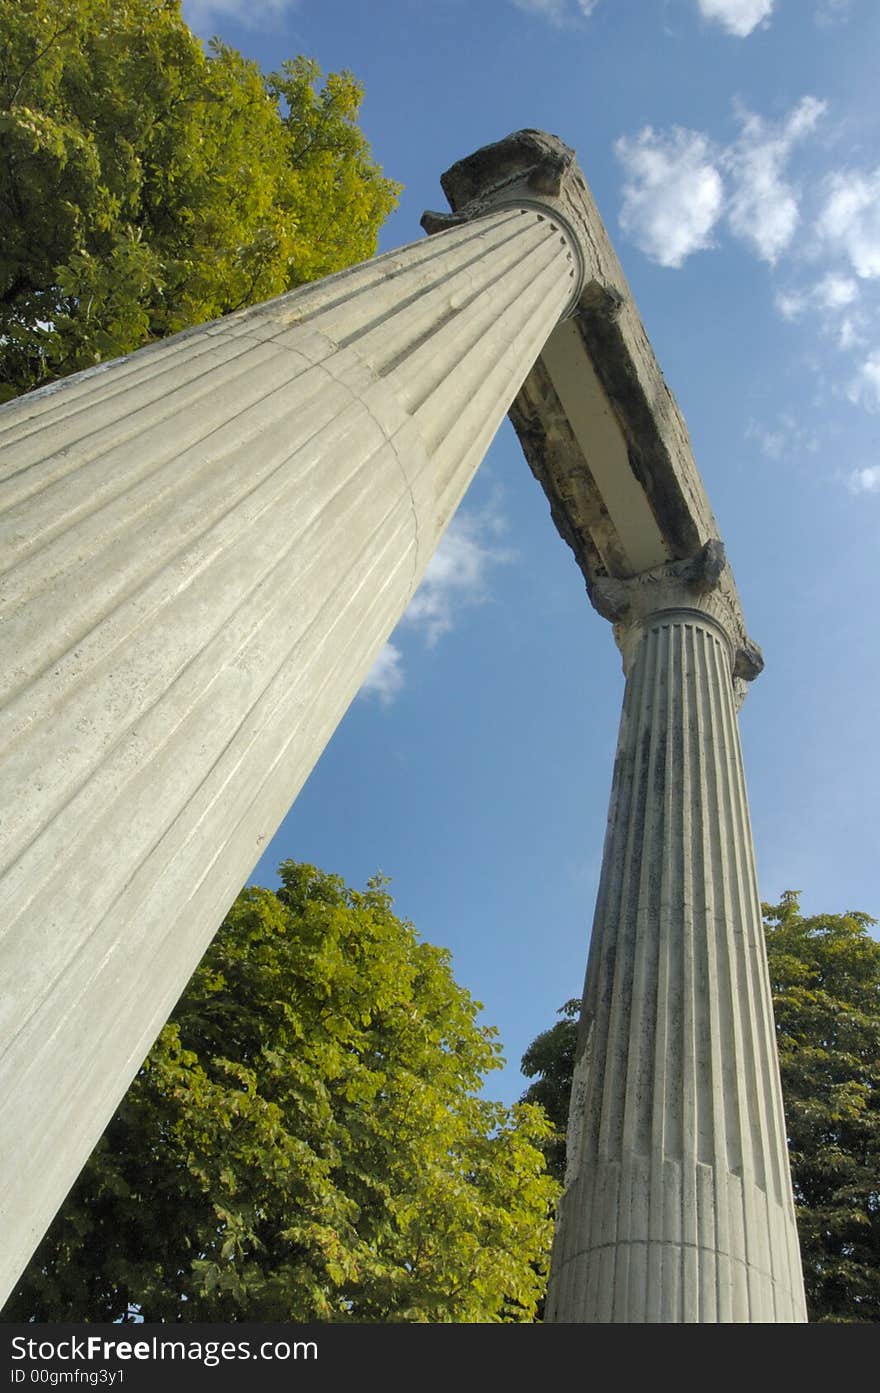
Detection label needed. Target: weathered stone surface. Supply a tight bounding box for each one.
[487,135,732,588]
[591,540,764,691]
[544,581,806,1323]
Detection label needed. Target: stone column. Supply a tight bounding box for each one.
[0,134,588,1301]
[546,546,807,1322]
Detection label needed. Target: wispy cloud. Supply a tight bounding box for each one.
[848,465,880,493]
[746,419,788,461]
[510,0,598,24]
[359,502,512,707]
[181,0,299,29]
[814,0,852,27]
[775,273,859,319]
[815,272,860,309]
[836,316,862,351]
[775,273,864,350]
[512,0,845,34]
[360,643,404,707]
[513,0,849,34]
[615,127,724,268]
[697,0,774,37]
[765,161,880,398]
[614,98,880,436]
[817,169,880,280]
[847,350,880,411]
[746,413,819,461]
[400,508,512,648]
[616,97,825,270]
[724,97,826,263]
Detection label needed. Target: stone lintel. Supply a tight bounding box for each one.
[424,130,758,674]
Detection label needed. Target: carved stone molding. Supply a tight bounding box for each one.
[590,540,764,694]
[422,129,589,318]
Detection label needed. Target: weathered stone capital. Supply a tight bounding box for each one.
[421,129,589,317]
[590,539,764,691]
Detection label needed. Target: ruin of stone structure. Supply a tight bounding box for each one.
[0,130,806,1320]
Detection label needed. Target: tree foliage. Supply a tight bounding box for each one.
[520,894,880,1322]
[520,997,579,1186]
[0,0,400,401]
[4,863,557,1323]
[764,891,880,1322]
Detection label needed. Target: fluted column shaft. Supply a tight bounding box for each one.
[547,598,806,1322]
[0,192,582,1298]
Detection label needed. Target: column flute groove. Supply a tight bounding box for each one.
[547,567,807,1322]
[0,132,592,1301]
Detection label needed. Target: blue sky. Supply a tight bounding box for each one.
[180,0,880,1105]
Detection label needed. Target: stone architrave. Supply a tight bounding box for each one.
[544,549,807,1322]
[0,134,588,1303]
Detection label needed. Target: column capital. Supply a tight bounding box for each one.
[421,129,589,317]
[589,539,764,691]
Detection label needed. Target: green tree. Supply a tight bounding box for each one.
[519,894,880,1322]
[520,997,578,1185]
[4,863,557,1323]
[764,892,880,1322]
[0,0,399,401]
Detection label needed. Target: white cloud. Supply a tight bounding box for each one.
[815,272,859,309]
[847,350,880,410]
[513,0,845,36]
[815,0,852,26]
[401,508,512,647]
[359,504,512,706]
[510,0,598,22]
[724,97,826,263]
[615,97,825,270]
[697,0,774,37]
[774,289,808,320]
[773,265,869,363]
[774,273,859,327]
[615,127,724,268]
[817,169,880,279]
[512,0,566,19]
[848,465,880,493]
[746,413,819,461]
[837,315,862,350]
[360,643,404,706]
[746,420,787,460]
[182,0,298,29]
